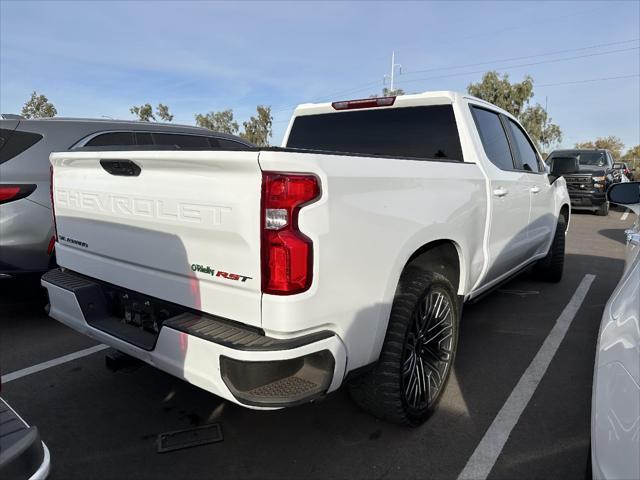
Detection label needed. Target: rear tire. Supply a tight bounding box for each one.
[348,268,460,426]
[595,202,609,216]
[533,215,566,282]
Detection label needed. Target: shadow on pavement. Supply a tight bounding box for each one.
[597,228,628,245]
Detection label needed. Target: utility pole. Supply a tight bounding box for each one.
[385,51,402,93]
[542,95,548,150]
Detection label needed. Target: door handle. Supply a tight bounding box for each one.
[493,187,509,197]
[530,186,541,194]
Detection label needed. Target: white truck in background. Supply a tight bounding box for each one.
[42,91,570,426]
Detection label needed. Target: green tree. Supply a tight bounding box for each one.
[575,136,625,159]
[130,103,155,121]
[370,87,405,98]
[156,103,173,122]
[240,105,273,146]
[519,104,563,155]
[194,109,239,134]
[130,103,173,122]
[621,145,640,172]
[468,71,533,117]
[21,91,57,118]
[467,71,562,151]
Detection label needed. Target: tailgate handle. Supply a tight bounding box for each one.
[100,159,141,177]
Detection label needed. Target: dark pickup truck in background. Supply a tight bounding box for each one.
[546,149,620,216]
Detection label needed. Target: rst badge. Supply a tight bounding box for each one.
[191,264,252,283]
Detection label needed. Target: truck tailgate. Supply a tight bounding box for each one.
[50,150,263,327]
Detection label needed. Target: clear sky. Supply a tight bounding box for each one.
[1,0,639,149]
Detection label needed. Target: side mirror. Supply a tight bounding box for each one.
[607,182,640,205]
[548,157,579,183]
[612,162,624,170]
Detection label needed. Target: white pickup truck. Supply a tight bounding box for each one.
[42,91,570,426]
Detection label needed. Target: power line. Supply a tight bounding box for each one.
[401,38,639,77]
[270,40,639,117]
[378,46,640,89]
[537,73,640,87]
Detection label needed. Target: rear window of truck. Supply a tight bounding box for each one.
[286,105,464,161]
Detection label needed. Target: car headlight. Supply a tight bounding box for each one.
[592,176,606,182]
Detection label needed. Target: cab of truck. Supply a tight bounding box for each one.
[546,149,616,216]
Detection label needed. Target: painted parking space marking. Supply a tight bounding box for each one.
[1,344,109,384]
[457,274,596,480]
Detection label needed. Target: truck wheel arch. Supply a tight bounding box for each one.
[364,239,464,370]
[402,240,462,295]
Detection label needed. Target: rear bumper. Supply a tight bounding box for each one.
[41,269,347,409]
[0,398,50,480]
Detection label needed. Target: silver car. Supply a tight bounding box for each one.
[591,181,640,479]
[0,117,252,278]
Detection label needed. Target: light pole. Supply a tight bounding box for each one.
[384,51,402,94]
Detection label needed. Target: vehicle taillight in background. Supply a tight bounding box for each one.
[0,184,36,205]
[331,96,396,110]
[50,165,57,242]
[261,173,320,295]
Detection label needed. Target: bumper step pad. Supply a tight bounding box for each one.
[43,268,334,352]
[0,398,45,480]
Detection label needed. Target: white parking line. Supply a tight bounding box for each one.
[458,274,596,480]
[1,344,109,384]
[621,209,629,221]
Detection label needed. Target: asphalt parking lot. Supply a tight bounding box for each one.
[1,208,636,480]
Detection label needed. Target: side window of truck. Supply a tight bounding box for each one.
[470,106,515,171]
[505,119,543,173]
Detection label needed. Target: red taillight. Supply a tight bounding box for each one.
[50,165,58,241]
[0,184,36,204]
[261,173,320,295]
[0,186,20,202]
[332,96,396,110]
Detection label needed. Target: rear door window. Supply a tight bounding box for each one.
[135,132,154,146]
[470,107,515,171]
[217,138,249,150]
[0,128,44,164]
[152,133,210,149]
[286,105,464,161]
[85,132,135,147]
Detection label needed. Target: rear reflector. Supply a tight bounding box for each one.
[261,173,320,295]
[332,96,396,110]
[47,236,56,255]
[0,184,36,204]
